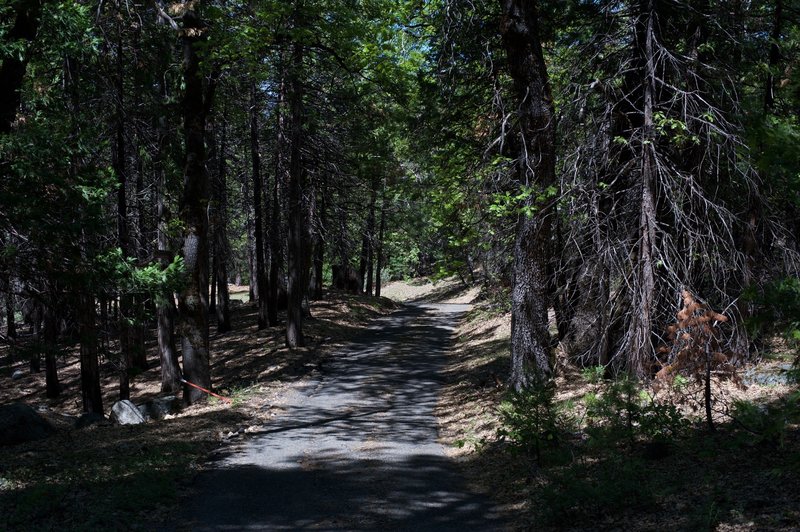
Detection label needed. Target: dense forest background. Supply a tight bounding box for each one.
[2,0,800,414]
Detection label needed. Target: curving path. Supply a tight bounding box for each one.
[174,303,508,531]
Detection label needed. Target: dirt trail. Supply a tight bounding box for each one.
[169,302,507,531]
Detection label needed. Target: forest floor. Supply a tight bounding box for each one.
[0,286,402,530]
[1,279,799,530]
[437,293,800,531]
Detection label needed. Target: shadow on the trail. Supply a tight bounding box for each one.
[181,453,507,531]
[244,303,467,446]
[254,406,392,436]
[172,302,509,531]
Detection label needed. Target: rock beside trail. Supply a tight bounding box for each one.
[11,369,24,381]
[111,400,146,425]
[137,396,180,421]
[0,403,56,446]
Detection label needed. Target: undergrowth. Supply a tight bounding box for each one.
[495,375,800,529]
[0,434,207,531]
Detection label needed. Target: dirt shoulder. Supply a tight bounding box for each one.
[433,290,800,531]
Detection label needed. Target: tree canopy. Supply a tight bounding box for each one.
[1,0,799,405]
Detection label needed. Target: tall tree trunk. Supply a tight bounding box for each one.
[499,0,556,389]
[312,184,326,301]
[153,53,181,394]
[765,0,783,113]
[243,163,257,303]
[79,291,103,413]
[177,6,213,404]
[375,180,387,298]
[251,83,269,329]
[0,0,43,133]
[286,40,309,348]
[3,274,16,342]
[358,218,369,294]
[43,289,61,398]
[208,120,217,318]
[209,254,217,313]
[30,298,41,373]
[112,10,138,397]
[213,113,231,332]
[269,60,287,326]
[627,2,658,378]
[66,51,103,414]
[364,179,377,296]
[156,146,181,394]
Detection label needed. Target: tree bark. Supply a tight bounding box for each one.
[0,0,43,133]
[111,9,141,396]
[156,146,181,394]
[243,160,257,303]
[269,63,286,326]
[286,40,310,348]
[177,5,212,404]
[375,179,387,298]
[43,290,61,398]
[250,83,269,329]
[213,113,231,333]
[3,275,16,342]
[312,184,326,301]
[364,179,377,296]
[627,1,658,378]
[765,0,783,113]
[499,0,556,389]
[79,292,103,413]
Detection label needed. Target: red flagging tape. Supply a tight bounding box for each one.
[181,378,233,403]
